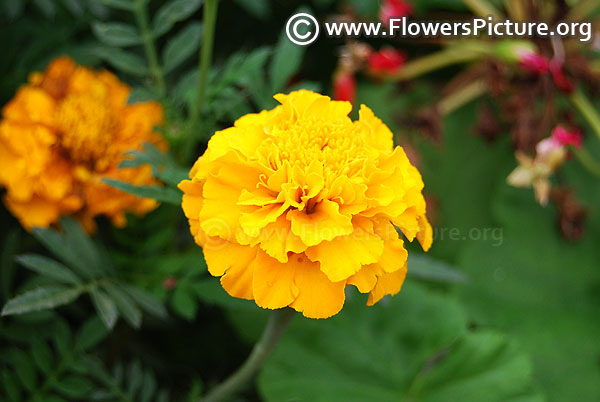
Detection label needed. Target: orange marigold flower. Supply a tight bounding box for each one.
[0,56,166,231]
[179,90,432,319]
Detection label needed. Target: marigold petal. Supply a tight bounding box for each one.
[288,199,353,247]
[289,256,346,319]
[251,250,299,309]
[367,263,407,306]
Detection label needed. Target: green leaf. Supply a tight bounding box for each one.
[162,22,203,73]
[60,217,106,277]
[407,254,467,283]
[127,360,143,397]
[92,22,141,47]
[31,339,54,375]
[171,285,197,320]
[102,283,142,328]
[9,348,36,392]
[233,0,269,19]
[103,178,182,205]
[2,370,21,401]
[100,0,134,10]
[31,227,84,276]
[53,375,94,398]
[90,46,149,76]
[124,285,168,319]
[76,317,109,350]
[16,254,81,285]
[270,17,306,92]
[90,289,119,329]
[140,368,157,402]
[259,284,542,402]
[1,286,84,316]
[152,0,203,37]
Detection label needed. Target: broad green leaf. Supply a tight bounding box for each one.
[76,317,109,350]
[92,22,141,47]
[53,375,94,398]
[270,17,306,92]
[233,0,269,19]
[102,283,142,328]
[103,178,182,205]
[2,370,21,401]
[407,254,467,283]
[90,46,149,76]
[16,254,81,285]
[8,348,36,392]
[100,0,134,10]
[152,0,203,37]
[31,339,54,375]
[162,22,203,73]
[1,286,84,316]
[124,285,168,319]
[90,289,119,329]
[259,284,542,402]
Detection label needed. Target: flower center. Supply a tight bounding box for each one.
[57,94,116,168]
[262,117,369,176]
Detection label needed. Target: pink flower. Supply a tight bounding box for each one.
[551,125,582,148]
[517,51,549,75]
[549,59,574,93]
[333,71,356,103]
[368,48,406,73]
[380,0,412,27]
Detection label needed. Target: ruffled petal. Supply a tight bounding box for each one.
[288,199,353,247]
[367,262,407,306]
[251,250,299,309]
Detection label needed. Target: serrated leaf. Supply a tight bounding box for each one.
[152,0,203,37]
[92,22,141,47]
[76,317,109,350]
[270,16,306,91]
[234,0,269,19]
[61,217,106,277]
[407,254,467,283]
[1,286,84,316]
[100,0,134,10]
[90,46,149,76]
[102,283,142,328]
[31,339,54,375]
[53,319,73,357]
[103,178,182,205]
[53,375,94,398]
[124,285,167,319]
[120,143,189,187]
[259,284,542,402]
[9,348,36,392]
[16,254,81,285]
[90,289,119,329]
[162,22,203,73]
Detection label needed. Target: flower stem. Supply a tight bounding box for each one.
[199,308,295,402]
[462,0,502,19]
[191,0,219,124]
[438,79,487,116]
[569,89,600,143]
[382,42,490,82]
[573,147,600,178]
[133,0,165,95]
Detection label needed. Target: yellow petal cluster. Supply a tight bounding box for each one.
[179,90,432,319]
[0,57,166,231]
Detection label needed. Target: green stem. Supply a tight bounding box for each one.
[200,308,295,402]
[192,0,219,123]
[569,89,600,143]
[438,79,487,116]
[134,0,165,95]
[573,147,600,178]
[462,0,502,19]
[383,42,490,82]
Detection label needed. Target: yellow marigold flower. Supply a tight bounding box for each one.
[179,90,432,319]
[0,56,166,231]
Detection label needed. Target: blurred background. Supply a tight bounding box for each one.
[0,0,599,401]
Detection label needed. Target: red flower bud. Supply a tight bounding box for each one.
[368,48,406,74]
[517,51,549,75]
[551,125,582,148]
[549,59,574,93]
[333,72,356,103]
[380,0,412,27]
